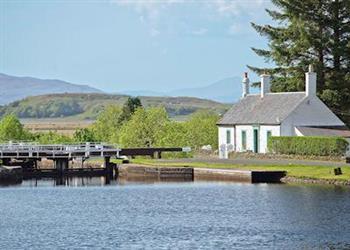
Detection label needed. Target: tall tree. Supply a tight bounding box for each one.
[249,0,350,122]
[118,97,143,124]
[92,105,122,143]
[0,114,30,142]
[119,107,169,147]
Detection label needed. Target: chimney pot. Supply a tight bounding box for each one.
[260,74,271,98]
[306,65,317,97]
[242,72,250,98]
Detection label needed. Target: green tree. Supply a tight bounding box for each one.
[73,128,96,143]
[156,122,189,147]
[184,111,219,150]
[249,0,350,122]
[118,97,143,124]
[34,131,73,144]
[119,107,170,147]
[0,114,30,142]
[92,105,122,143]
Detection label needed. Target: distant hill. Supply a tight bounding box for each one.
[168,77,242,103]
[122,76,249,103]
[0,73,102,105]
[0,93,230,121]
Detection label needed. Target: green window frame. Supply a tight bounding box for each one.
[241,130,247,150]
[267,130,272,141]
[226,130,231,144]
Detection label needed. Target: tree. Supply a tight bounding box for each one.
[119,107,170,147]
[34,131,73,144]
[249,0,350,122]
[73,128,96,143]
[156,122,189,147]
[184,110,219,150]
[92,105,122,143]
[118,97,143,125]
[0,114,30,142]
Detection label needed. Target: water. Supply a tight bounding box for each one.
[0,178,350,250]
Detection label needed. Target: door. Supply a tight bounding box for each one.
[253,128,259,153]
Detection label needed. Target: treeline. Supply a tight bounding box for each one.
[0,93,228,120]
[0,97,219,151]
[1,99,84,118]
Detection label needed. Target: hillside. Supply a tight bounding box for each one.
[0,73,102,105]
[0,93,230,120]
[122,76,246,103]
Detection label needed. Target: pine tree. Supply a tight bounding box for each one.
[118,97,143,124]
[249,0,350,122]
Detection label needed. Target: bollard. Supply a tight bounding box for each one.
[334,167,343,176]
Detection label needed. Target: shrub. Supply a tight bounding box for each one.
[267,136,349,156]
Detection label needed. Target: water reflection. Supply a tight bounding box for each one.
[21,176,119,187]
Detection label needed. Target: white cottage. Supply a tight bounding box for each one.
[217,65,350,158]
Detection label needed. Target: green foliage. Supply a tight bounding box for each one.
[249,0,350,123]
[0,114,30,142]
[184,111,219,150]
[34,131,73,144]
[156,122,189,147]
[267,136,349,156]
[119,107,170,147]
[118,97,143,124]
[73,128,96,143]
[119,108,219,151]
[92,105,122,143]
[0,93,229,121]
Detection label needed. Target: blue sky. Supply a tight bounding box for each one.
[0,0,273,92]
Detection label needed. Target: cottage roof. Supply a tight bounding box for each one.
[296,126,350,138]
[217,92,306,125]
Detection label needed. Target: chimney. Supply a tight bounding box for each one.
[242,72,249,98]
[260,73,270,98]
[306,64,316,97]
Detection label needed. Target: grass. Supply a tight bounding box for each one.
[131,159,350,181]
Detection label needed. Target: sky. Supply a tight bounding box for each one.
[0,0,273,92]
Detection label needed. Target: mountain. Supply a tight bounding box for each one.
[0,73,102,105]
[168,77,242,103]
[0,93,230,121]
[121,77,251,103]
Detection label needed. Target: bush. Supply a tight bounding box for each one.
[267,136,349,156]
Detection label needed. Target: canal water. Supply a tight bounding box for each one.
[0,178,349,250]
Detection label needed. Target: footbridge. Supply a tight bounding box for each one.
[0,142,190,178]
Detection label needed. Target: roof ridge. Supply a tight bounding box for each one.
[247,92,305,96]
[217,91,307,125]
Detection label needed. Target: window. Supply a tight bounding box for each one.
[226,130,231,144]
[241,130,247,150]
[267,130,272,141]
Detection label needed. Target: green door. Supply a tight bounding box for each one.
[253,128,259,153]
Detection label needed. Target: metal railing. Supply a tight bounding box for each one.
[0,142,120,158]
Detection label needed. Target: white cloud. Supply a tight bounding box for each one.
[212,0,265,16]
[227,23,240,35]
[111,0,268,37]
[192,27,208,36]
[150,27,160,37]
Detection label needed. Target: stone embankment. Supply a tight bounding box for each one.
[281,176,350,186]
[118,164,286,183]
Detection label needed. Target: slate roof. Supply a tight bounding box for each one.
[296,126,350,138]
[217,92,306,125]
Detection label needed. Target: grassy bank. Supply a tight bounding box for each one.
[131,159,350,181]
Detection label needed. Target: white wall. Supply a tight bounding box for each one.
[218,126,235,158]
[218,125,280,155]
[236,125,280,153]
[259,125,280,153]
[236,125,253,152]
